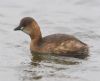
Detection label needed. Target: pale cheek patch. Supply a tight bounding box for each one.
[20,27,24,30]
[22,29,31,35]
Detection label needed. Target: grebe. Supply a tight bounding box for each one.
[14,17,89,59]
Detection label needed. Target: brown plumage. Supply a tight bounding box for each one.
[14,17,89,59]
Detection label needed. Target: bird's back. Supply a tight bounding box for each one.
[38,34,89,59]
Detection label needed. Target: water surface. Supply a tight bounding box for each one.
[0,0,100,81]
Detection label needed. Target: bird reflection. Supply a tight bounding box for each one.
[31,51,80,66]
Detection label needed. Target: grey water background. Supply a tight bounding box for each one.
[0,0,100,81]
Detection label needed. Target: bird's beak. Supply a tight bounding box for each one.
[14,26,21,31]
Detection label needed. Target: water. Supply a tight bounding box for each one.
[0,0,100,81]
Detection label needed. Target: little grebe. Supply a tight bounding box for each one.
[14,17,89,59]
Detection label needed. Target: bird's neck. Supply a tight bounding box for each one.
[29,21,42,47]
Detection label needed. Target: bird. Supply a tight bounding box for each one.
[14,17,89,59]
